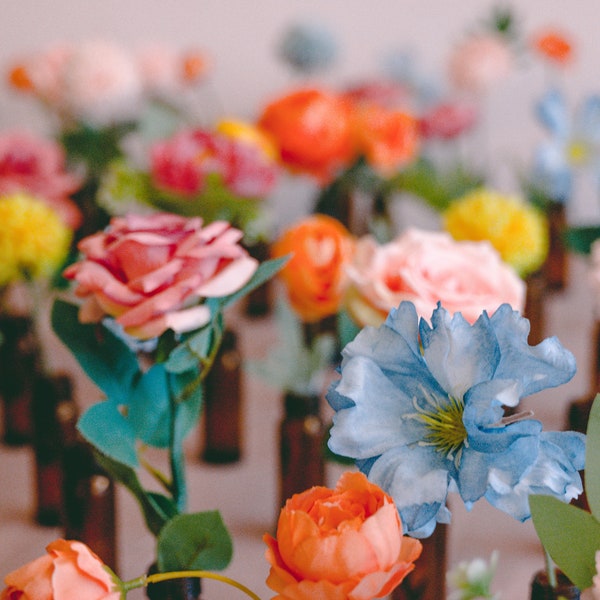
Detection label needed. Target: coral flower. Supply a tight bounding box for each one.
[1,539,121,600]
[271,214,355,322]
[64,213,258,339]
[443,189,549,278]
[264,471,422,600]
[258,88,354,183]
[350,104,419,174]
[532,29,574,65]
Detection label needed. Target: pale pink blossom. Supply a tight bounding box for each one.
[64,213,258,339]
[0,130,82,229]
[61,40,143,125]
[344,228,525,327]
[136,44,182,95]
[448,34,514,94]
[419,101,479,139]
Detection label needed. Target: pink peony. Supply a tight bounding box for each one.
[150,128,277,198]
[0,130,82,229]
[344,228,525,327]
[419,101,479,139]
[61,40,143,125]
[64,213,258,339]
[448,34,513,94]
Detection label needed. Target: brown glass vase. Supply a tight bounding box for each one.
[0,314,40,446]
[543,201,568,291]
[201,329,243,464]
[530,569,580,599]
[32,372,78,526]
[524,270,547,346]
[278,392,325,510]
[243,240,272,318]
[62,439,117,570]
[146,563,202,600]
[391,525,447,600]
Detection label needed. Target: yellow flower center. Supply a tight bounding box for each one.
[420,395,467,460]
[567,140,589,166]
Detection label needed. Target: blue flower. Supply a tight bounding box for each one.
[277,22,337,74]
[532,88,600,202]
[326,302,585,538]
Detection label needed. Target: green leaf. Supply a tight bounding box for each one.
[165,324,215,374]
[585,394,600,519]
[128,365,171,448]
[77,401,138,468]
[93,451,176,536]
[530,495,600,590]
[157,511,233,572]
[563,226,600,254]
[51,300,140,405]
[217,255,289,311]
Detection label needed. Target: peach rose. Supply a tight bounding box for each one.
[345,228,525,327]
[1,539,121,600]
[264,472,422,600]
[448,34,513,94]
[271,214,355,322]
[64,213,258,339]
[257,88,354,183]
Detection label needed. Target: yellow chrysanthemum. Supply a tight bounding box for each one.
[0,193,72,286]
[443,188,549,278]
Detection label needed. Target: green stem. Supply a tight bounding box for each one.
[168,375,187,512]
[122,571,261,600]
[544,546,557,588]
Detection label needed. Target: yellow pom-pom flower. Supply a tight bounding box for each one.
[443,188,549,278]
[0,193,72,286]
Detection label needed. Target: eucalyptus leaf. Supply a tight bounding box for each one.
[51,300,139,405]
[77,401,138,468]
[530,494,600,590]
[563,226,600,255]
[94,452,176,536]
[128,365,171,448]
[165,323,216,374]
[585,394,600,520]
[157,511,233,572]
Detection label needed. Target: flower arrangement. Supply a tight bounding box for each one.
[50,212,286,579]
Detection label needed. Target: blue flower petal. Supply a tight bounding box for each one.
[535,88,569,138]
[366,444,452,537]
[532,142,572,202]
[575,95,600,144]
[328,357,424,459]
[419,306,500,400]
[489,304,577,396]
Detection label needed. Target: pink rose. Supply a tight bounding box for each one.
[61,40,143,125]
[1,539,120,600]
[345,228,525,327]
[0,130,82,229]
[150,128,277,198]
[448,34,513,94]
[419,101,479,140]
[64,213,258,339]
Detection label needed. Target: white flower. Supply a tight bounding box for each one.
[447,551,500,600]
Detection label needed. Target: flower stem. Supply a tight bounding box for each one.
[122,571,261,599]
[544,546,557,588]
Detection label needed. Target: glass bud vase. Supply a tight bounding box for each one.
[146,563,202,600]
[543,201,568,291]
[62,438,117,570]
[278,392,325,511]
[243,240,273,318]
[0,314,40,446]
[32,372,78,527]
[530,569,580,599]
[524,270,547,346]
[201,329,243,464]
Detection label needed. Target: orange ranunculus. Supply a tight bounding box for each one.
[1,539,121,600]
[271,214,355,323]
[264,472,422,600]
[350,104,419,174]
[257,88,354,183]
[532,29,573,64]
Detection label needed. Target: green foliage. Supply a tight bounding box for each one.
[388,158,484,212]
[157,511,233,572]
[563,226,600,255]
[530,394,600,591]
